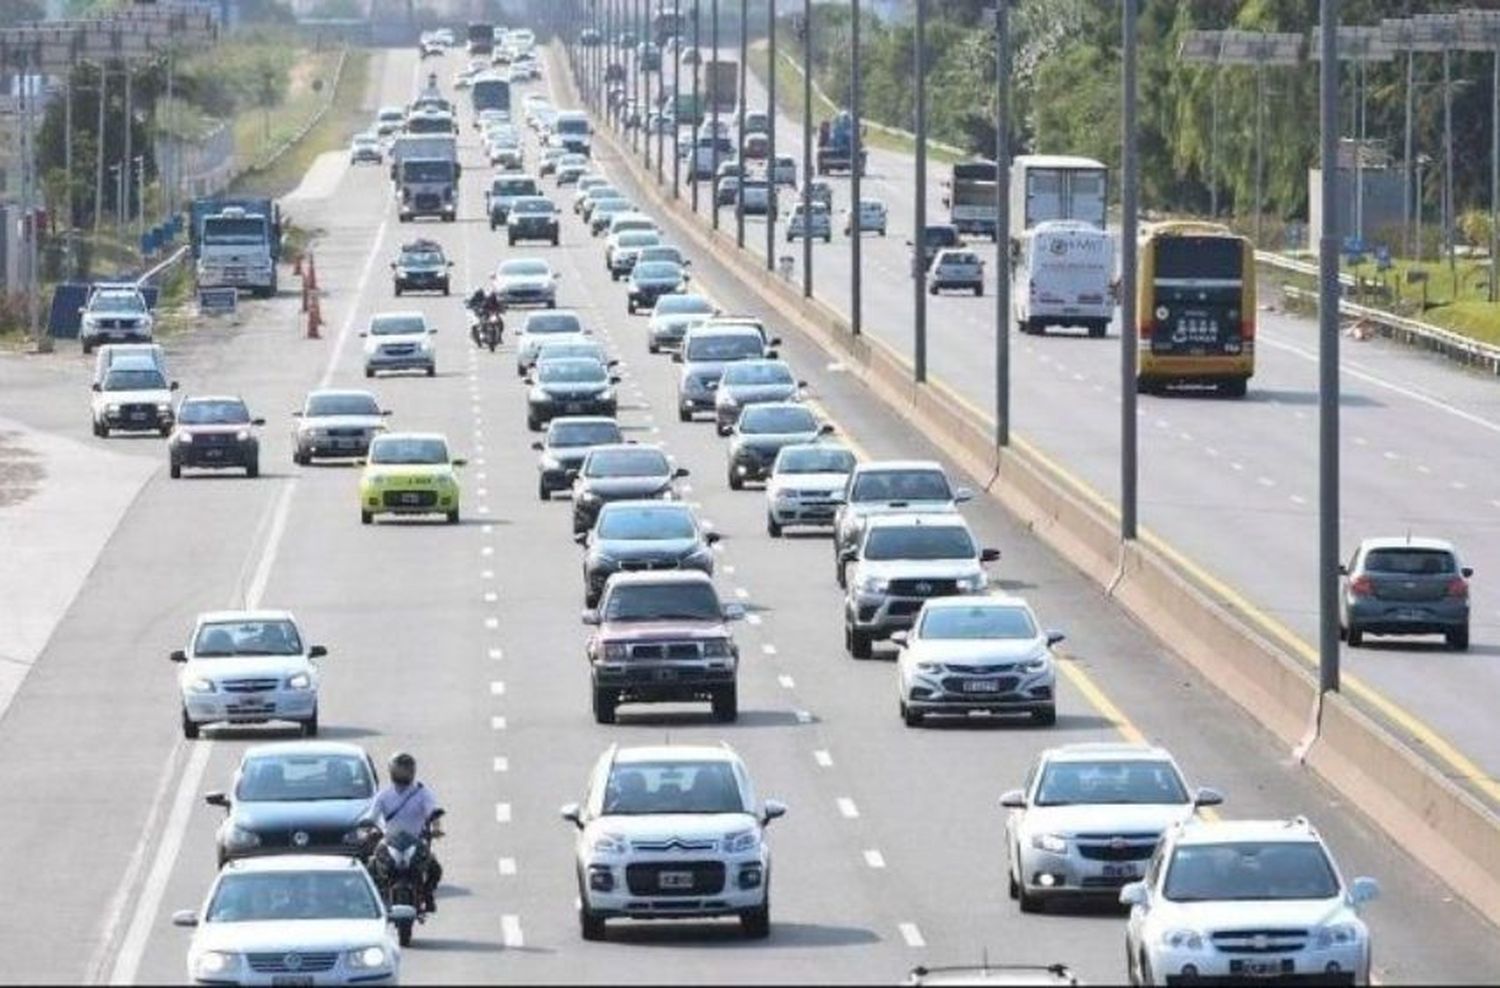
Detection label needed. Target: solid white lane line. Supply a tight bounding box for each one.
[864,850,887,869]
[722,564,735,575]
[482,546,495,556]
[813,749,833,768]
[1451,480,1467,490]
[899,922,926,948]
[501,915,525,948]
[490,681,506,696]
[795,710,813,723]
[836,797,860,819]
[1230,462,1245,472]
[491,716,508,730]
[777,674,795,689]
[1257,477,1276,488]
[316,216,390,390]
[495,803,512,823]
[482,570,495,580]
[484,591,498,603]
[493,756,509,772]
[498,858,518,876]
[735,587,750,599]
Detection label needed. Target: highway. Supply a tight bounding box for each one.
[622,43,1500,803]
[0,43,1497,984]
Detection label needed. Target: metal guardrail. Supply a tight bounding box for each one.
[135,244,191,289]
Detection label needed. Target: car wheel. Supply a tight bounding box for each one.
[181,708,200,740]
[293,450,309,466]
[364,368,375,379]
[1032,704,1057,727]
[446,509,460,525]
[678,406,692,423]
[712,686,738,722]
[592,686,617,724]
[1008,859,1020,900]
[728,467,743,491]
[508,235,516,246]
[82,340,93,355]
[974,285,984,297]
[1346,624,1364,648]
[170,462,182,479]
[552,233,560,246]
[739,901,770,939]
[1089,321,1108,339]
[579,901,607,941]
[394,286,402,297]
[301,709,319,737]
[1449,626,1470,651]
[426,365,436,378]
[159,425,173,438]
[766,515,782,538]
[846,624,872,659]
[396,917,413,947]
[538,478,551,501]
[1018,881,1044,914]
[1138,951,1155,988]
[648,341,660,354]
[94,420,107,438]
[245,458,259,479]
[901,699,923,728]
[490,220,498,231]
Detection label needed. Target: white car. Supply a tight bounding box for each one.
[765,442,856,536]
[360,311,436,378]
[291,389,389,465]
[896,595,1062,727]
[1123,818,1378,986]
[844,197,888,237]
[172,610,327,739]
[80,284,154,353]
[1002,743,1222,912]
[515,309,589,376]
[561,744,786,941]
[173,855,410,986]
[930,247,985,296]
[647,293,718,353]
[786,201,832,242]
[91,355,177,437]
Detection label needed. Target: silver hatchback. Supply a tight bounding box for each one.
[930,248,985,297]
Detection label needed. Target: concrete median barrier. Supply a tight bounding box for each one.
[556,44,1500,924]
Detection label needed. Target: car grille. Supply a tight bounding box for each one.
[617,559,681,572]
[888,578,959,597]
[379,344,416,357]
[625,861,726,896]
[328,428,367,439]
[256,827,353,850]
[887,600,923,617]
[626,642,704,660]
[246,952,340,974]
[118,403,159,422]
[414,194,441,210]
[383,490,438,508]
[1212,929,1310,954]
[940,675,1019,694]
[630,837,718,852]
[195,432,237,446]
[1074,833,1159,862]
[221,678,280,693]
[943,662,1018,675]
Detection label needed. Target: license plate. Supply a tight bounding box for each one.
[129,412,146,421]
[205,448,224,458]
[1396,608,1426,621]
[399,492,422,504]
[1102,863,1138,879]
[962,680,999,693]
[334,439,356,450]
[653,668,675,682]
[565,403,584,413]
[272,977,314,987]
[1241,961,1283,978]
[658,870,694,889]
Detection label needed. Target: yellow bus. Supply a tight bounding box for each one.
[1135,222,1256,398]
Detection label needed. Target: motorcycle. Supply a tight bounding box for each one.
[364,809,444,946]
[467,299,505,351]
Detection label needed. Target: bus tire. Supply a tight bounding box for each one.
[1222,378,1248,398]
[1088,321,1108,339]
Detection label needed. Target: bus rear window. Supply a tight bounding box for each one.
[1156,238,1242,281]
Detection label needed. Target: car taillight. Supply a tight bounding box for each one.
[1446,577,1469,599]
[1349,575,1375,597]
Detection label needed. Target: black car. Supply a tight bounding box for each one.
[578,500,719,607]
[205,741,379,866]
[571,444,688,534]
[533,416,624,500]
[627,260,688,315]
[911,224,962,271]
[487,174,541,228]
[169,396,265,479]
[527,357,620,431]
[727,403,832,489]
[507,196,561,246]
[391,239,452,295]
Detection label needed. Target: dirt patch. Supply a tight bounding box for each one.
[0,431,45,509]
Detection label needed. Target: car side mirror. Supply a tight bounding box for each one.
[291,410,302,417]
[1193,786,1224,809]
[818,424,836,436]
[91,383,101,392]
[170,381,180,391]
[673,467,690,479]
[308,645,328,659]
[358,331,368,337]
[769,337,783,347]
[574,531,589,546]
[797,380,808,389]
[169,649,187,663]
[170,910,199,928]
[980,548,1001,564]
[998,789,1026,809]
[1045,630,1065,646]
[761,799,787,824]
[388,262,396,269]
[447,261,454,267]
[1349,876,1380,906]
[1119,882,1149,908]
[1462,566,1474,578]
[205,791,230,809]
[389,904,418,923]
[251,418,266,427]
[381,410,392,416]
[889,630,909,648]
[581,609,600,625]
[452,458,467,467]
[954,487,974,503]
[610,375,623,385]
[560,802,584,828]
[705,531,722,544]
[531,441,545,451]
[766,350,780,360]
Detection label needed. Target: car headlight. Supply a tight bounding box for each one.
[1313,922,1362,949]
[721,829,760,854]
[859,575,889,594]
[106,403,121,414]
[347,945,389,970]
[156,402,172,414]
[176,431,193,444]
[188,677,216,694]
[1020,655,1051,674]
[235,429,251,442]
[602,642,628,661]
[596,389,615,402]
[702,638,733,658]
[225,826,261,850]
[1031,833,1068,854]
[540,453,561,470]
[285,672,313,691]
[1160,927,1206,951]
[577,488,601,505]
[956,573,987,592]
[194,951,238,977]
[915,661,944,675]
[592,831,628,854]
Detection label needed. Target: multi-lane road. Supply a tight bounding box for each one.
[615,43,1500,803]
[1,43,1499,984]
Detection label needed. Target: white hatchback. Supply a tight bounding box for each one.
[361,311,436,379]
[174,855,410,986]
[172,611,327,739]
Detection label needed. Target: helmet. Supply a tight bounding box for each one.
[388,752,417,787]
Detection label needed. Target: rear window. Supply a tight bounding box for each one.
[864,525,975,561]
[851,469,950,502]
[1156,237,1243,281]
[524,312,582,334]
[1363,549,1456,576]
[550,421,621,447]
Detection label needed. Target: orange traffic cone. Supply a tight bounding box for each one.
[293,253,304,278]
[307,294,323,339]
[306,252,319,293]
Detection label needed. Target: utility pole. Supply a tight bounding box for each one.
[765,0,776,270]
[850,0,862,336]
[1456,10,1500,302]
[672,7,682,198]
[736,0,747,249]
[994,0,1010,448]
[914,0,928,382]
[95,62,107,235]
[1318,0,1341,695]
[711,0,721,230]
[800,8,812,298]
[692,0,701,210]
[123,63,133,236]
[1121,0,1139,541]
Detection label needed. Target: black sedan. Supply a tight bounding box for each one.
[627,260,688,315]
[571,444,689,534]
[526,357,620,431]
[169,396,264,479]
[577,500,719,607]
[532,416,624,501]
[507,195,561,246]
[391,240,452,295]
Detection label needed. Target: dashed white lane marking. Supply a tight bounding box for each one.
[836,797,860,819]
[762,644,778,656]
[490,681,506,696]
[1451,480,1468,490]
[899,922,926,948]
[1353,436,1369,446]
[795,710,813,723]
[1290,494,1308,506]
[1383,450,1399,460]
[1491,499,1500,510]
[495,803,512,824]
[1257,476,1276,488]
[735,587,750,599]
[813,749,833,768]
[484,592,499,603]
[864,850,887,869]
[1205,446,1219,458]
[478,487,490,497]
[746,613,763,626]
[482,546,495,556]
[476,458,487,467]
[1230,461,1245,472]
[501,915,525,948]
[493,756,509,772]
[777,674,795,689]
[498,858,518,876]
[722,564,736,575]
[1416,465,1431,475]
[477,504,491,514]
[489,647,504,661]
[491,716,508,730]
[478,472,488,482]
[485,617,500,630]
[482,570,495,580]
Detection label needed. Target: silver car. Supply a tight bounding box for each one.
[786,202,832,243]
[930,248,985,296]
[675,326,776,421]
[648,293,718,353]
[765,443,856,537]
[1341,536,1472,650]
[292,389,389,464]
[494,257,560,309]
[844,197,888,237]
[515,309,588,377]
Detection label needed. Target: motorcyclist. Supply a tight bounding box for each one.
[373,752,444,913]
[466,286,505,347]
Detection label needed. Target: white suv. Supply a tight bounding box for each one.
[80,284,154,354]
[171,611,328,739]
[561,744,787,941]
[1122,818,1378,986]
[361,311,436,378]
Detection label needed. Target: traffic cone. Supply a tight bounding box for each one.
[306,252,319,293]
[307,294,323,339]
[293,253,304,278]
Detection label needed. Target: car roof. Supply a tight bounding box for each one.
[741,401,812,415]
[307,388,378,399]
[921,593,1029,612]
[587,442,665,457]
[548,415,617,427]
[180,394,247,405]
[370,309,428,321]
[1358,536,1456,553]
[604,569,715,588]
[854,459,946,474]
[242,740,369,761]
[1041,741,1175,764]
[688,324,763,340]
[196,609,296,624]
[864,512,970,530]
[1172,818,1323,846]
[104,356,159,371]
[222,854,370,875]
[614,743,737,765]
[373,431,447,443]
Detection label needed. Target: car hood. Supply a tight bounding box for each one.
[734,431,821,451]
[598,619,729,640]
[230,798,374,833]
[362,464,456,483]
[193,919,392,954]
[594,537,701,560]
[499,275,554,290]
[588,812,756,841]
[98,388,171,405]
[299,415,384,433]
[905,638,1047,666]
[1018,802,1193,839]
[363,333,427,353]
[533,382,610,399]
[1150,896,1353,933]
[768,471,848,494]
[581,476,672,498]
[178,423,253,437]
[719,383,797,405]
[183,655,311,682]
[855,558,983,581]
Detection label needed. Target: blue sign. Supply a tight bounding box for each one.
[198,287,238,316]
[1374,245,1392,272]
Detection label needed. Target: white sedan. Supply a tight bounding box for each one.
[174,855,411,986]
[172,610,328,739]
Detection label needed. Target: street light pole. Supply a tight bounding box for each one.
[711,0,722,231]
[672,11,682,198]
[995,0,1011,448]
[914,0,928,383]
[737,0,748,249]
[801,8,813,298]
[1319,0,1342,695]
[1121,0,1139,541]
[850,0,862,337]
[766,0,777,270]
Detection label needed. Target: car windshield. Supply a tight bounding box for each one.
[370,315,426,336]
[306,393,380,417]
[368,437,448,465]
[402,160,452,181]
[602,582,722,622]
[537,343,602,362]
[550,421,621,447]
[635,262,681,280]
[91,292,145,313]
[944,252,980,266]
[686,334,763,362]
[1034,759,1188,807]
[525,313,582,335]
[501,260,550,277]
[851,470,951,502]
[513,199,553,215]
[400,250,443,266]
[1163,842,1341,903]
[102,368,166,391]
[741,407,817,434]
[495,180,536,195]
[236,753,375,802]
[599,507,696,540]
[724,363,793,386]
[193,619,303,657]
[920,605,1036,640]
[638,247,684,265]
[596,201,629,215]
[777,446,855,475]
[656,294,713,315]
[603,760,744,815]
[863,525,975,561]
[1364,548,1457,576]
[179,400,250,426]
[585,449,670,478]
[539,359,607,384]
[205,872,381,923]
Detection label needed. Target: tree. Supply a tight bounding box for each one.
[0,1,45,27]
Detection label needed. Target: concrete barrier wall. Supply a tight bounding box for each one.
[556,45,1500,924]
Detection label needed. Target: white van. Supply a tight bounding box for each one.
[1013,220,1114,338]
